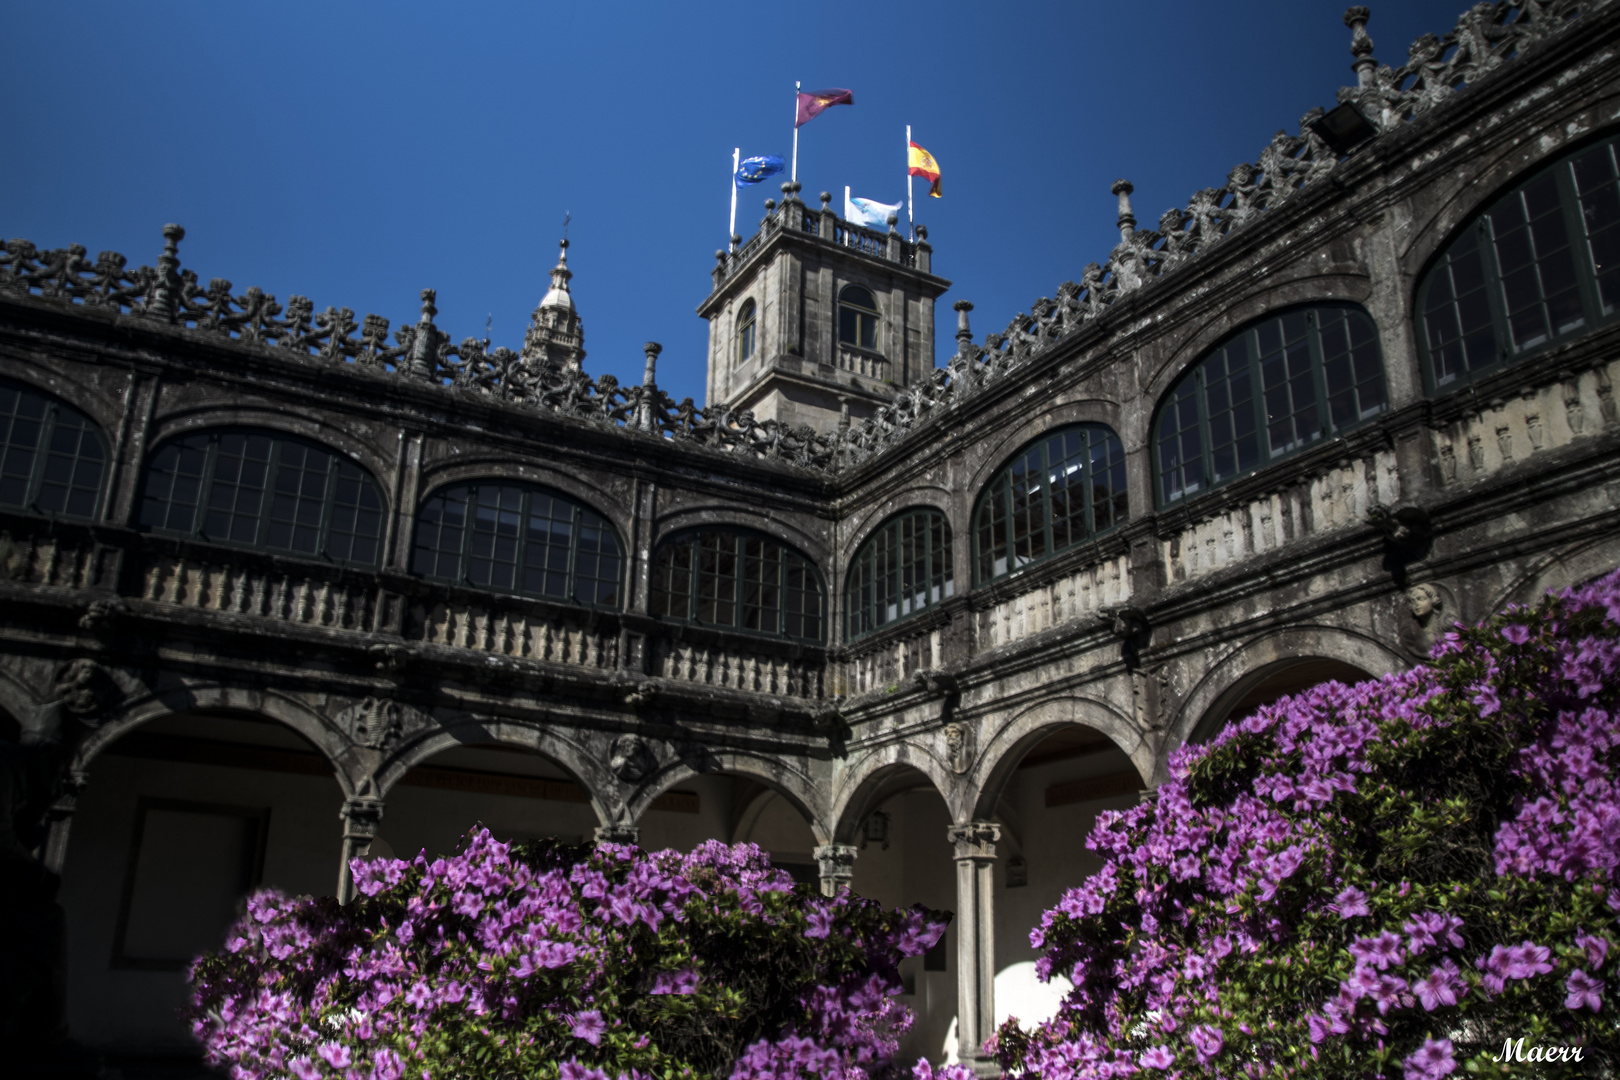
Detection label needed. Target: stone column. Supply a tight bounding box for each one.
[337,796,385,904]
[813,842,856,897]
[948,820,1001,1075]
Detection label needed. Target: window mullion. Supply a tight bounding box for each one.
[1246,329,1270,468]
[1305,311,1332,438]
[317,453,339,562]
[1477,216,1513,365]
[26,403,57,512]
[1080,429,1095,539]
[562,499,580,604]
[1195,368,1215,490]
[687,537,700,623]
[1556,160,1606,330]
[196,434,223,540]
[457,484,477,585]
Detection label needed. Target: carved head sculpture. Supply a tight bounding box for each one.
[54,658,115,721]
[1406,583,1442,621]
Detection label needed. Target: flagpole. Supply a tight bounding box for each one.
[791,81,801,183]
[906,124,914,241]
[729,148,739,248]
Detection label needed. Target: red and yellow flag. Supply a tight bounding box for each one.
[908,142,942,197]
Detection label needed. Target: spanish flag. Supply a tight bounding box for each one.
[908,141,942,197]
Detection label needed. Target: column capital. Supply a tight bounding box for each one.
[340,796,385,837]
[948,820,1001,861]
[595,824,640,845]
[813,842,858,895]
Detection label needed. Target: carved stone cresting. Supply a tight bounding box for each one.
[944,721,975,776]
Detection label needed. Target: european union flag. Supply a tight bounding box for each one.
[735,155,785,188]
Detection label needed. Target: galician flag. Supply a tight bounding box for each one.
[845,187,901,229]
[796,88,854,127]
[908,141,943,197]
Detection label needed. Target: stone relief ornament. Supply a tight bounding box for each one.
[609,734,657,784]
[944,722,974,775]
[52,658,119,719]
[1400,583,1448,658]
[334,697,429,751]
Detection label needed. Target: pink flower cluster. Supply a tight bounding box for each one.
[997,570,1620,1079]
[189,835,948,1080]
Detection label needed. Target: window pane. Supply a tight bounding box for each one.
[847,509,951,638]
[2,382,106,519]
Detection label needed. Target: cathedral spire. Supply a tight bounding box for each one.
[523,236,586,371]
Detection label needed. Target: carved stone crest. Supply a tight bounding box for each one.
[334,697,428,751]
[52,658,119,719]
[609,734,657,783]
[944,721,974,775]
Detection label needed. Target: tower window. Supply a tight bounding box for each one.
[0,376,107,521]
[838,285,881,353]
[737,299,757,365]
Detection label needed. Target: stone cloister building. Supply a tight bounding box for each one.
[4,2,1620,1071]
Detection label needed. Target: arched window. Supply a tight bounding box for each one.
[1418,130,1620,391]
[0,376,107,520]
[411,481,621,608]
[838,285,881,353]
[139,429,384,564]
[649,529,823,642]
[736,299,757,365]
[845,508,953,641]
[1154,304,1387,506]
[974,424,1128,584]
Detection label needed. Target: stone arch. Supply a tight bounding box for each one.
[829,741,957,844]
[625,750,826,840]
[1141,276,1376,403]
[77,681,355,795]
[842,491,955,557]
[968,693,1149,821]
[374,721,616,828]
[1492,538,1620,612]
[414,456,632,544]
[3,366,125,440]
[1165,624,1406,765]
[145,404,397,486]
[653,505,830,562]
[962,400,1128,493]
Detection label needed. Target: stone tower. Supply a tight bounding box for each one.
[698,182,951,435]
[523,238,586,371]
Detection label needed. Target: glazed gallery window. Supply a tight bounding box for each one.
[1418,130,1620,390]
[736,299,757,365]
[974,424,1128,584]
[1154,305,1387,506]
[0,376,107,520]
[649,529,824,642]
[412,481,622,608]
[845,508,953,641]
[838,284,881,353]
[139,429,384,565]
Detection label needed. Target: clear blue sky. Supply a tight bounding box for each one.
[3,1,1468,410]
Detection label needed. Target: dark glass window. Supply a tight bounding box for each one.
[838,285,881,353]
[411,481,621,608]
[1419,131,1620,389]
[845,508,953,641]
[737,299,757,365]
[0,377,107,520]
[650,529,823,642]
[1153,305,1387,506]
[139,429,383,565]
[974,424,1128,584]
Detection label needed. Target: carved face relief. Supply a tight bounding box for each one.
[944,722,974,775]
[1406,584,1441,621]
[610,734,656,784]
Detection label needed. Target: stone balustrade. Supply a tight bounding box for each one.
[138,554,381,634]
[407,600,618,669]
[651,638,823,698]
[976,553,1131,650]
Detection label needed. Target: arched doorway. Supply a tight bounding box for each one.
[59,708,347,1056]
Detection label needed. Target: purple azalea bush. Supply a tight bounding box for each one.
[188,836,963,1080]
[996,571,1620,1079]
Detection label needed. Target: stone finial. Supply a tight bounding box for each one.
[151,223,187,321]
[1345,6,1376,87]
[715,249,727,263]
[886,213,900,230]
[953,299,974,351]
[820,191,832,209]
[916,224,929,241]
[643,341,662,385]
[1111,179,1136,240]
